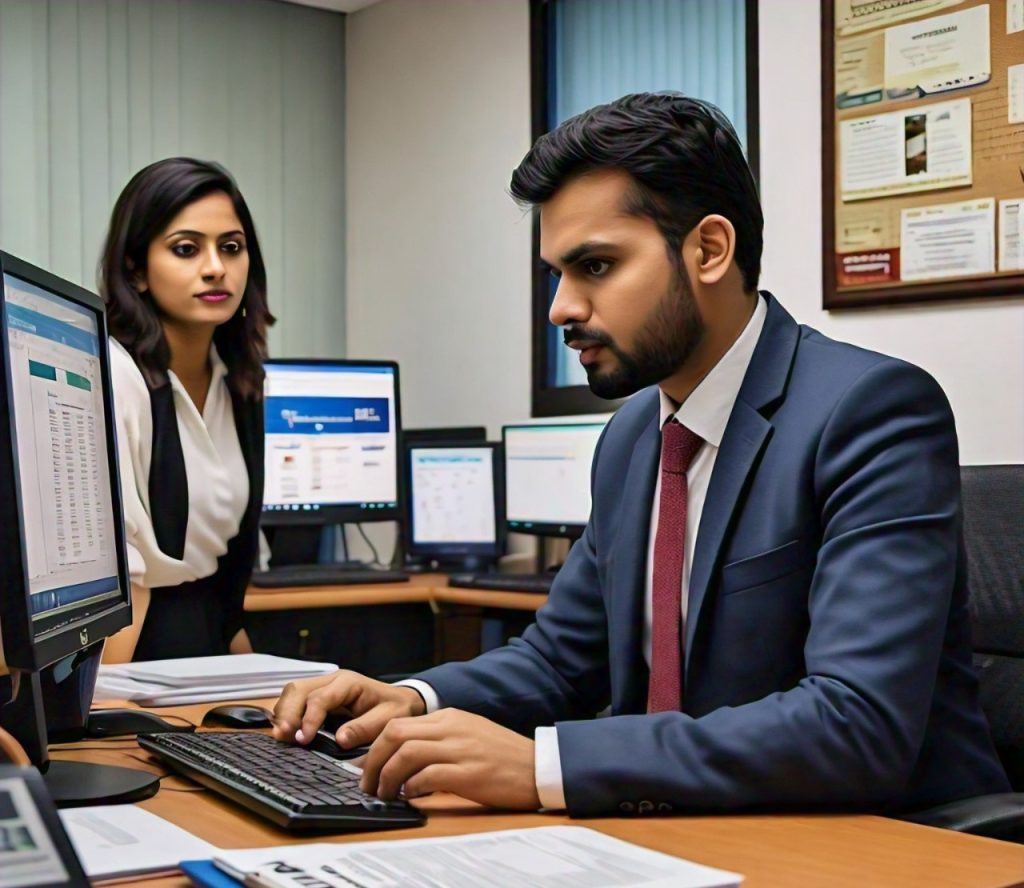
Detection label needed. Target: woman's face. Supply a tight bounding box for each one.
[139,191,249,331]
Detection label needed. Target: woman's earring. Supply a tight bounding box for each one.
[242,306,248,319]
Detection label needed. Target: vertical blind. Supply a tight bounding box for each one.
[0,0,347,360]
[547,0,749,387]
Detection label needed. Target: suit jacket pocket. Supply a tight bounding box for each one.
[720,537,817,596]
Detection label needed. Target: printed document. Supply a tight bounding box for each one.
[214,826,742,888]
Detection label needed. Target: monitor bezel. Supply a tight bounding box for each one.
[0,252,133,672]
[404,440,505,561]
[501,421,606,539]
[261,357,404,526]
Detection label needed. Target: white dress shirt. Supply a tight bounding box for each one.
[110,338,249,590]
[403,296,767,810]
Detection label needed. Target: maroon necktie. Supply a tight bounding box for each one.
[647,419,704,714]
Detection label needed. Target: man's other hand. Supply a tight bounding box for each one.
[272,670,425,749]
[360,708,541,810]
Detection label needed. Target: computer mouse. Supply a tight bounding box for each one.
[201,704,274,729]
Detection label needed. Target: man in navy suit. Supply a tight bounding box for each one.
[274,94,1007,815]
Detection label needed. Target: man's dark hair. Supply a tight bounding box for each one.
[99,157,274,400]
[510,93,762,292]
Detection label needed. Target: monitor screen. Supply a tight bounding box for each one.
[262,360,402,524]
[0,256,131,670]
[503,422,606,536]
[407,443,501,560]
[3,276,121,622]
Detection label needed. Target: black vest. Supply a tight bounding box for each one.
[132,378,264,661]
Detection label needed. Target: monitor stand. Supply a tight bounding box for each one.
[0,649,159,807]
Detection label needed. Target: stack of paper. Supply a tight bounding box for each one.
[94,654,338,706]
[199,826,742,888]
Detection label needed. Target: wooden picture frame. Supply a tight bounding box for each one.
[822,0,1024,309]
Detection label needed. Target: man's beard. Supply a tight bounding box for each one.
[564,269,705,400]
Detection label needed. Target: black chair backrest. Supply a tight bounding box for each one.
[962,465,1024,789]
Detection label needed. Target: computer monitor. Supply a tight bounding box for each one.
[502,422,606,538]
[0,251,157,805]
[262,359,402,526]
[404,442,503,570]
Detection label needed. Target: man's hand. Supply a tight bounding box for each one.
[272,670,425,748]
[360,708,541,810]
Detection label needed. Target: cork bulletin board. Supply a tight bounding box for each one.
[823,0,1024,308]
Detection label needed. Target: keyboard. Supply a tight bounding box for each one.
[447,572,554,594]
[139,731,424,831]
[251,564,409,588]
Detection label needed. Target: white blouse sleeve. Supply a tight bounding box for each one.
[109,340,153,586]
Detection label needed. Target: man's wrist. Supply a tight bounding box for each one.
[397,684,428,716]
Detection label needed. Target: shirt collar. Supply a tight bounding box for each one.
[658,294,767,447]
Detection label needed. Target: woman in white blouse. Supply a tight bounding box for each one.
[99,158,274,662]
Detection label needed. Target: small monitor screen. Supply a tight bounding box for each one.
[263,361,400,519]
[503,422,606,534]
[409,445,498,554]
[2,273,120,620]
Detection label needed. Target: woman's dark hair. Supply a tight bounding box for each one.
[99,157,274,400]
[510,93,763,292]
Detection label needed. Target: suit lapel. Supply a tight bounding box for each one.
[684,293,801,668]
[610,409,660,712]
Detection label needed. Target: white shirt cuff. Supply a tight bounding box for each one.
[534,726,567,811]
[393,679,441,713]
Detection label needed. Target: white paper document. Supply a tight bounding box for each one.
[94,654,338,705]
[59,805,217,883]
[883,5,990,98]
[103,653,337,688]
[840,97,972,201]
[999,199,1024,272]
[901,197,996,281]
[215,826,742,888]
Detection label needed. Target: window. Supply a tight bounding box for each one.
[529,0,759,417]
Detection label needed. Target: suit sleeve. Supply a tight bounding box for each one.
[411,427,616,734]
[554,359,963,814]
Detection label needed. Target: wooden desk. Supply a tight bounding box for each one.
[53,700,1024,888]
[244,575,546,664]
[244,574,546,613]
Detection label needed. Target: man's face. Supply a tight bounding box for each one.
[540,169,704,400]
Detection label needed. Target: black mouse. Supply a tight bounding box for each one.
[201,704,274,729]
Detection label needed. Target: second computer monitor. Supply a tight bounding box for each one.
[406,442,503,569]
[502,422,606,537]
[262,359,402,525]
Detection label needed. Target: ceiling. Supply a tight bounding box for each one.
[276,0,382,13]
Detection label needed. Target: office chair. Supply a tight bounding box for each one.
[900,465,1024,841]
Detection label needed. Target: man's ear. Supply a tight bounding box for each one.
[691,215,736,286]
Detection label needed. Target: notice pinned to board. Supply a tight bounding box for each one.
[883,4,991,98]
[840,97,972,201]
[998,199,1024,271]
[900,197,996,281]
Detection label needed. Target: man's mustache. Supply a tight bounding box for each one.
[563,326,614,348]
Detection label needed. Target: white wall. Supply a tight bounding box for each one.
[345,0,532,434]
[345,0,1023,465]
[758,1,1024,464]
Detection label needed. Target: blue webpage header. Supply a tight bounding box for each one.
[265,396,391,435]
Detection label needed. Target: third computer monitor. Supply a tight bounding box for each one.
[262,359,402,526]
[502,422,606,538]
[405,441,503,568]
